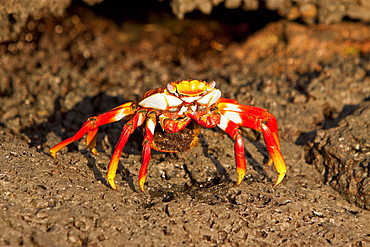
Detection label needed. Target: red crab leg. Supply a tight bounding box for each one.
[50,102,136,158]
[262,112,281,166]
[218,99,281,149]
[260,123,286,185]
[106,110,146,190]
[217,100,286,185]
[217,115,247,185]
[138,111,157,191]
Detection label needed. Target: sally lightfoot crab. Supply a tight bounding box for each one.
[50,79,286,191]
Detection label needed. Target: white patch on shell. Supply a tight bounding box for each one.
[197,89,221,106]
[222,111,243,124]
[139,93,183,110]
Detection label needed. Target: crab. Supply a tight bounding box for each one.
[50,79,286,191]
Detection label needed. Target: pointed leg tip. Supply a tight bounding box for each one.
[236,169,246,186]
[273,173,286,186]
[139,185,145,192]
[91,148,98,155]
[108,179,117,190]
[236,175,244,185]
[138,178,146,192]
[50,150,57,159]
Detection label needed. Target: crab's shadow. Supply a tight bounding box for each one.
[197,130,269,186]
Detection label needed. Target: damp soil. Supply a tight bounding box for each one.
[0,6,370,247]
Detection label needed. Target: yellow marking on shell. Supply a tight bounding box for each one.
[174,80,209,96]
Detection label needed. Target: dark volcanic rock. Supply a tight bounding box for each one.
[170,0,370,24]
[1,1,370,246]
[307,100,370,210]
[2,0,370,43]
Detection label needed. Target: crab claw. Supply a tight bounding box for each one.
[186,112,220,128]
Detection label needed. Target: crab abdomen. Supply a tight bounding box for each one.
[150,121,201,152]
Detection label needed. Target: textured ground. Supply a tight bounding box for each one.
[2,0,370,43]
[0,1,370,246]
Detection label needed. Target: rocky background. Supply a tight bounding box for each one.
[0,0,369,246]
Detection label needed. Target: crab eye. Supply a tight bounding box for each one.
[208,81,216,90]
[167,83,175,93]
